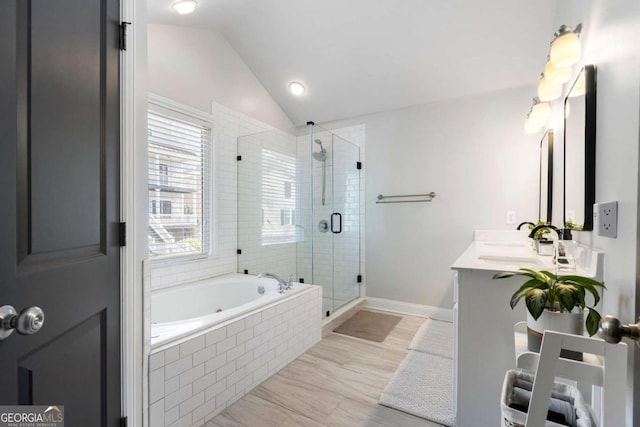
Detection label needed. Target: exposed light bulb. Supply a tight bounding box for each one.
[288,81,305,96]
[550,25,581,68]
[172,0,197,14]
[524,115,543,134]
[537,76,562,102]
[530,101,551,126]
[543,61,572,86]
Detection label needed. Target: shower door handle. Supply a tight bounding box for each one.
[331,213,342,234]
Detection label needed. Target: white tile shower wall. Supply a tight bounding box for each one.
[148,286,322,427]
[150,102,274,291]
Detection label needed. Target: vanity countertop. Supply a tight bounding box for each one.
[451,230,603,279]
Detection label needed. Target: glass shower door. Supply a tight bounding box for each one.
[330,134,361,312]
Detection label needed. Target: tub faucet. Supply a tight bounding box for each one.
[257,273,293,293]
[527,224,562,239]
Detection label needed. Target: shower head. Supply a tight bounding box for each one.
[312,139,326,161]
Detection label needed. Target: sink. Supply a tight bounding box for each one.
[481,242,529,248]
[476,254,547,269]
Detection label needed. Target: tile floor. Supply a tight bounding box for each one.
[207,310,442,426]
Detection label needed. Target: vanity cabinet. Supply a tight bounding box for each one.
[452,267,526,426]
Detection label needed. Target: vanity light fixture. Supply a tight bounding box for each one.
[172,0,198,14]
[524,98,551,134]
[288,81,305,96]
[537,74,562,102]
[543,60,572,86]
[550,24,582,68]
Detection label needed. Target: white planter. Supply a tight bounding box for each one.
[526,309,584,360]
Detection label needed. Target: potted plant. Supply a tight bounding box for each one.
[528,220,552,252]
[493,268,605,360]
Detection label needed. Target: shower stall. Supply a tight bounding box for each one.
[237,123,361,317]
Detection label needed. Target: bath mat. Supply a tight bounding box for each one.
[408,318,454,358]
[379,351,454,426]
[333,310,402,342]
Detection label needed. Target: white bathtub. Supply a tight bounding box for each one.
[151,272,311,347]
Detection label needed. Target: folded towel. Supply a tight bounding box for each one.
[515,379,575,405]
[511,387,577,427]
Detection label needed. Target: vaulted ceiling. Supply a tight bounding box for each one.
[148,0,558,124]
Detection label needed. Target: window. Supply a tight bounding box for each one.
[261,148,298,245]
[148,101,211,259]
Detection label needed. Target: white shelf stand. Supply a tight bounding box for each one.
[513,325,627,427]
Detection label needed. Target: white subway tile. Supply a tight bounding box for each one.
[165,355,192,380]
[216,360,236,380]
[150,399,164,427]
[179,364,205,388]
[165,376,179,396]
[149,351,165,372]
[149,368,165,403]
[179,335,205,358]
[204,379,227,402]
[179,391,204,417]
[205,327,226,347]
[164,384,192,411]
[164,406,179,426]
[205,353,226,374]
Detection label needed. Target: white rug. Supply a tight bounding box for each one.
[379,351,455,426]
[408,318,453,359]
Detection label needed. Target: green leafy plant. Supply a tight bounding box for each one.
[529,220,552,240]
[493,268,605,336]
[564,220,583,231]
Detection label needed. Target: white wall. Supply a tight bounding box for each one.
[147,24,292,129]
[549,1,640,424]
[325,85,540,309]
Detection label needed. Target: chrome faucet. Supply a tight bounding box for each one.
[257,273,293,293]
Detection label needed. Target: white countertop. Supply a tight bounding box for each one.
[451,231,603,279]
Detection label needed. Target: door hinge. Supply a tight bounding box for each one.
[120,417,127,427]
[356,161,362,170]
[119,22,132,51]
[357,274,362,283]
[237,155,242,161]
[237,249,242,255]
[119,222,126,247]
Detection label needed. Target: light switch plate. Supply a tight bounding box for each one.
[506,211,516,225]
[594,201,617,238]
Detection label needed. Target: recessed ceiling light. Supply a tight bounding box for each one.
[288,81,305,96]
[172,0,197,14]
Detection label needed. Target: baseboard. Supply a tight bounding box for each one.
[364,297,453,322]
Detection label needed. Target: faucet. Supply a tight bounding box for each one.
[257,273,293,293]
[527,224,562,239]
[516,221,535,230]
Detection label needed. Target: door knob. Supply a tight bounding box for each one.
[599,315,640,343]
[0,305,45,340]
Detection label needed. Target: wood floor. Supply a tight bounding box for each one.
[207,310,443,427]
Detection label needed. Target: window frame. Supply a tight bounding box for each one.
[147,94,216,263]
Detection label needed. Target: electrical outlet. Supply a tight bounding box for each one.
[506,211,516,225]
[594,201,618,238]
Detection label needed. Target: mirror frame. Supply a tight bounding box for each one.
[539,130,553,223]
[563,64,597,231]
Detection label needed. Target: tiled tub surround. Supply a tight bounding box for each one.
[151,273,306,346]
[148,283,321,427]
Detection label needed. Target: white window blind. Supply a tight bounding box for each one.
[148,106,211,259]
[261,148,298,245]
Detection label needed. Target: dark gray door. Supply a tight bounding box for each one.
[0,0,121,426]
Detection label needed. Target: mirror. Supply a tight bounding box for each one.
[564,65,596,231]
[539,130,553,223]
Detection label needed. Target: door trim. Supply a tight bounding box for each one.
[120,0,144,425]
